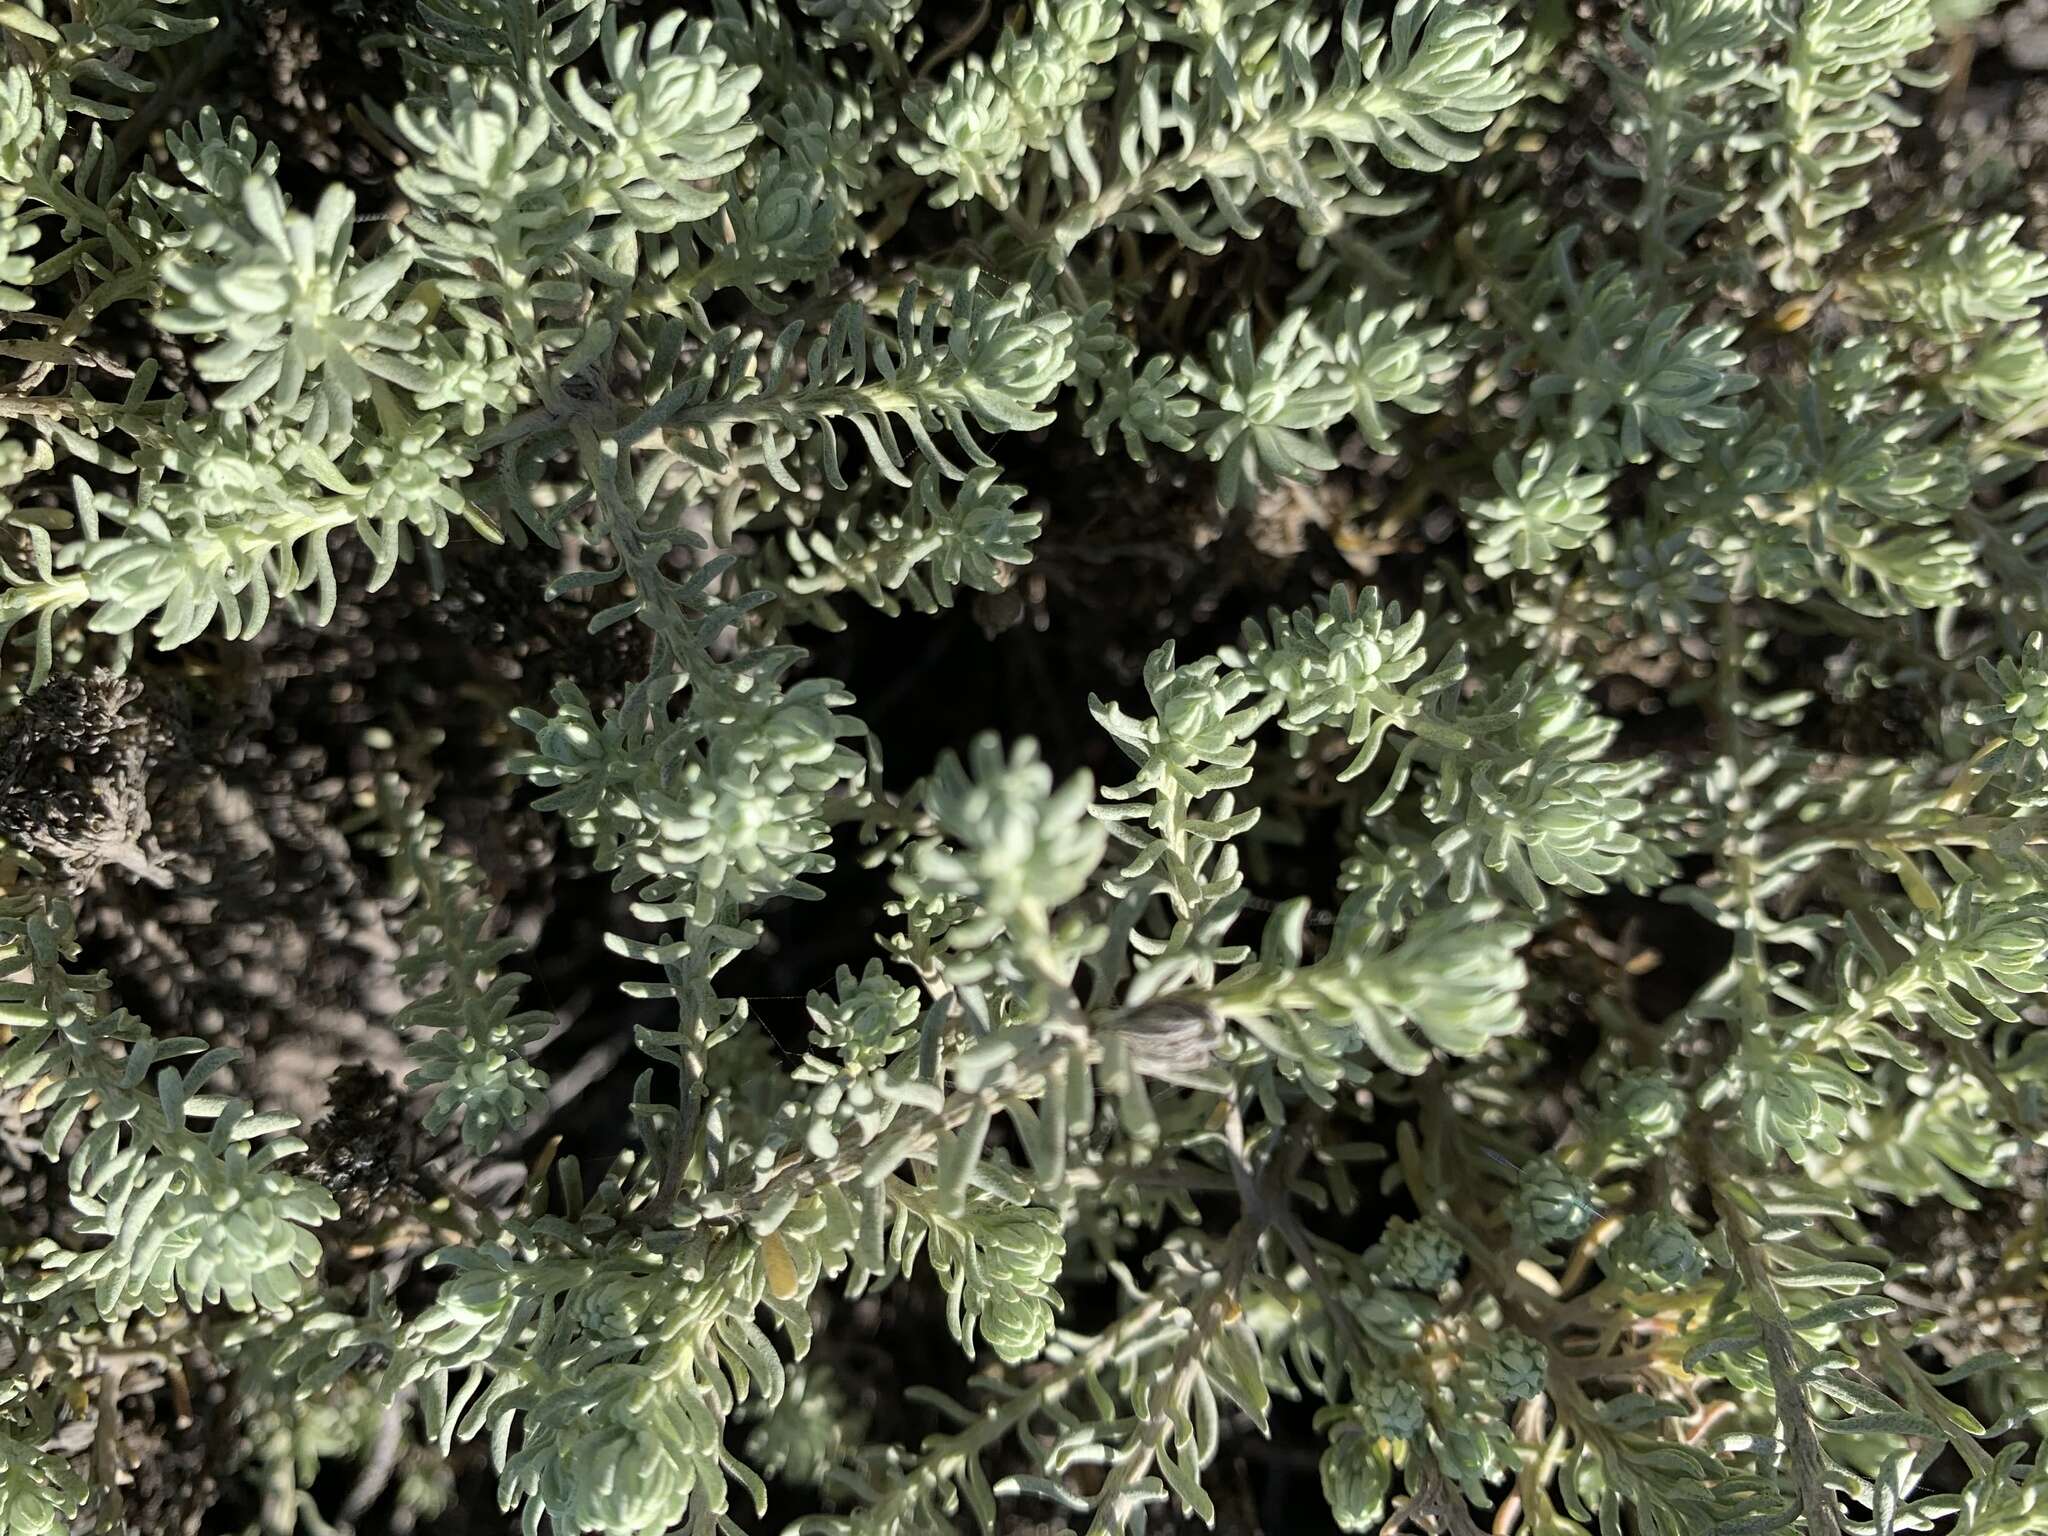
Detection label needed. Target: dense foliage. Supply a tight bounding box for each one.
[3,0,2048,1533]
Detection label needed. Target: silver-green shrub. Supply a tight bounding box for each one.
[3,1,2048,1534]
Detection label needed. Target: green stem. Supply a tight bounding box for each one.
[1714,1183,1846,1536]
